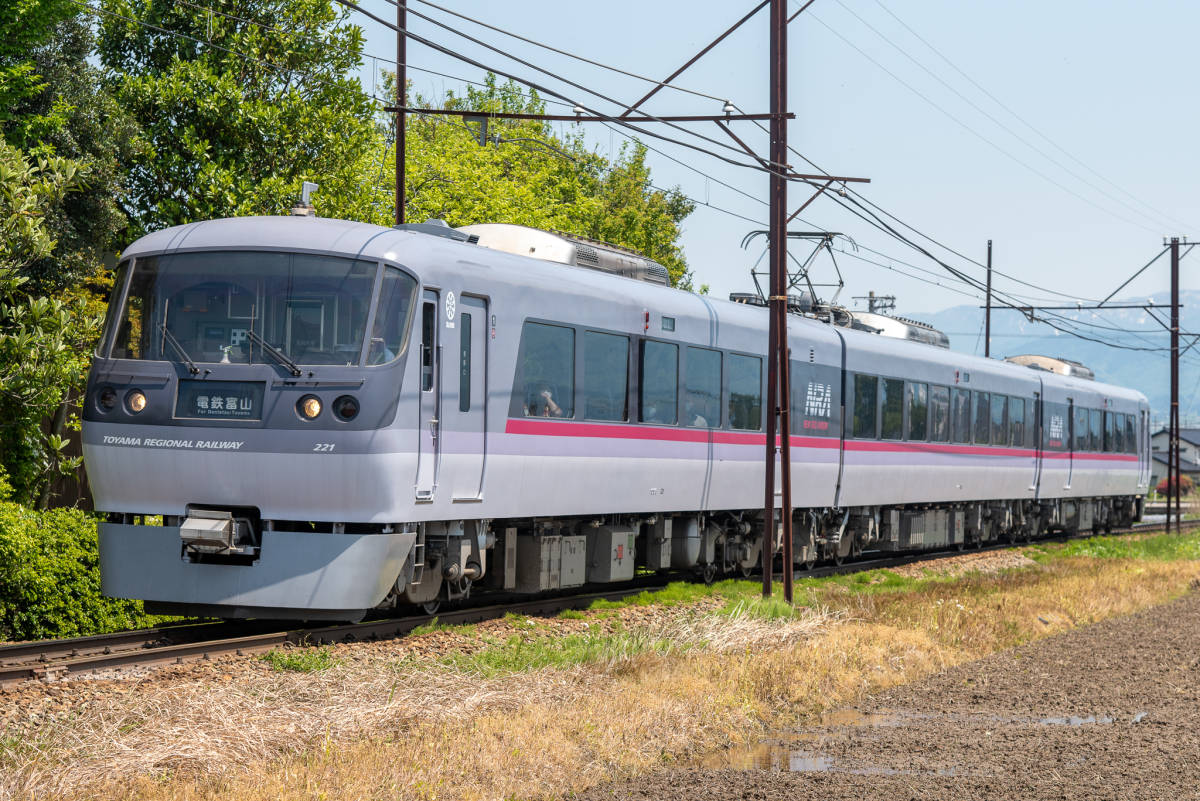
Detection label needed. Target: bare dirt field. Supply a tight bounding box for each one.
[578,588,1200,801]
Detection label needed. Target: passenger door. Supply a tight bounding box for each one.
[414,290,440,500]
[448,294,488,500]
[1031,388,1043,492]
[1065,398,1075,490]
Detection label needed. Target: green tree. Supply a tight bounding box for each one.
[5,12,140,292]
[0,141,99,507]
[96,0,378,235]
[0,0,76,145]
[0,7,135,508]
[351,76,696,287]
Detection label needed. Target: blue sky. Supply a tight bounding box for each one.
[349,0,1200,318]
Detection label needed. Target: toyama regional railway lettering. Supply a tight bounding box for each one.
[101,436,245,450]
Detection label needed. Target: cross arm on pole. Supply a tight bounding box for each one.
[1180,334,1200,358]
[1098,247,1168,307]
[714,120,773,170]
[787,0,819,23]
[621,0,771,118]
[384,107,788,123]
[786,179,833,224]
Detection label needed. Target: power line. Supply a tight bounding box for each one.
[869,0,1198,234]
[730,97,1110,305]
[356,0,784,174]
[402,107,769,230]
[407,0,728,105]
[832,246,983,301]
[386,0,1120,313]
[831,0,1185,234]
[86,0,1185,356]
[803,10,1162,237]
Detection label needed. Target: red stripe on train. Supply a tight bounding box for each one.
[504,419,1139,462]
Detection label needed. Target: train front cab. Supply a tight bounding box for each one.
[82,235,442,620]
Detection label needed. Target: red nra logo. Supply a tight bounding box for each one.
[803,419,830,431]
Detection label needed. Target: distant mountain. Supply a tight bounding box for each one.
[903,290,1200,428]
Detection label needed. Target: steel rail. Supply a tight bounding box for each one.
[1,518,1192,687]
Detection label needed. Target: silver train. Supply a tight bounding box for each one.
[82,215,1151,620]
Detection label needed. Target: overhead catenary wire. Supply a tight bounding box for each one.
[171,0,1110,313]
[388,4,1198,355]
[407,0,729,105]
[868,0,1198,234]
[830,0,1187,235]
[350,0,792,174]
[396,108,770,230]
[801,8,1163,237]
[85,0,1190,355]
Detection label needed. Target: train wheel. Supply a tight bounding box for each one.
[740,564,755,579]
[702,563,720,585]
[420,599,441,615]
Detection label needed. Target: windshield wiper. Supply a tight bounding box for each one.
[159,322,200,375]
[244,329,302,376]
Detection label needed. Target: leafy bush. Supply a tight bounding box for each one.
[0,500,153,640]
[1156,475,1193,496]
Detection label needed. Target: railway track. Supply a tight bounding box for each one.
[2,518,1195,688]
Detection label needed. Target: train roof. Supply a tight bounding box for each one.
[120,216,1148,407]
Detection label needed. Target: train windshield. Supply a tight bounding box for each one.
[107,251,415,367]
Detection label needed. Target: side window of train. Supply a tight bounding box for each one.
[990,394,1008,446]
[459,312,472,411]
[1073,406,1089,452]
[640,340,678,425]
[1009,397,1025,447]
[852,374,878,438]
[420,301,435,391]
[729,354,763,431]
[951,388,971,443]
[1089,409,1103,452]
[1113,413,1124,453]
[582,331,629,422]
[880,378,903,440]
[684,346,721,428]
[516,322,575,418]
[906,382,928,441]
[1103,411,1115,452]
[973,391,991,445]
[369,267,415,365]
[1125,414,1137,454]
[929,385,950,442]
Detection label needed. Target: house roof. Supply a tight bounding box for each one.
[1152,427,1200,446]
[1152,453,1200,472]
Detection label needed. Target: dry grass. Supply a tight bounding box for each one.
[5,552,1198,801]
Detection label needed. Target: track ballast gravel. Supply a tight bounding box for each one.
[578,590,1200,801]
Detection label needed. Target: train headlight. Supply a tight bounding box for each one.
[126,390,147,414]
[333,395,359,421]
[98,387,117,412]
[297,395,322,420]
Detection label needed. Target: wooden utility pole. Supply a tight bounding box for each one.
[395,1,406,226]
[985,240,992,358]
[1169,237,1180,534]
[762,0,793,602]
